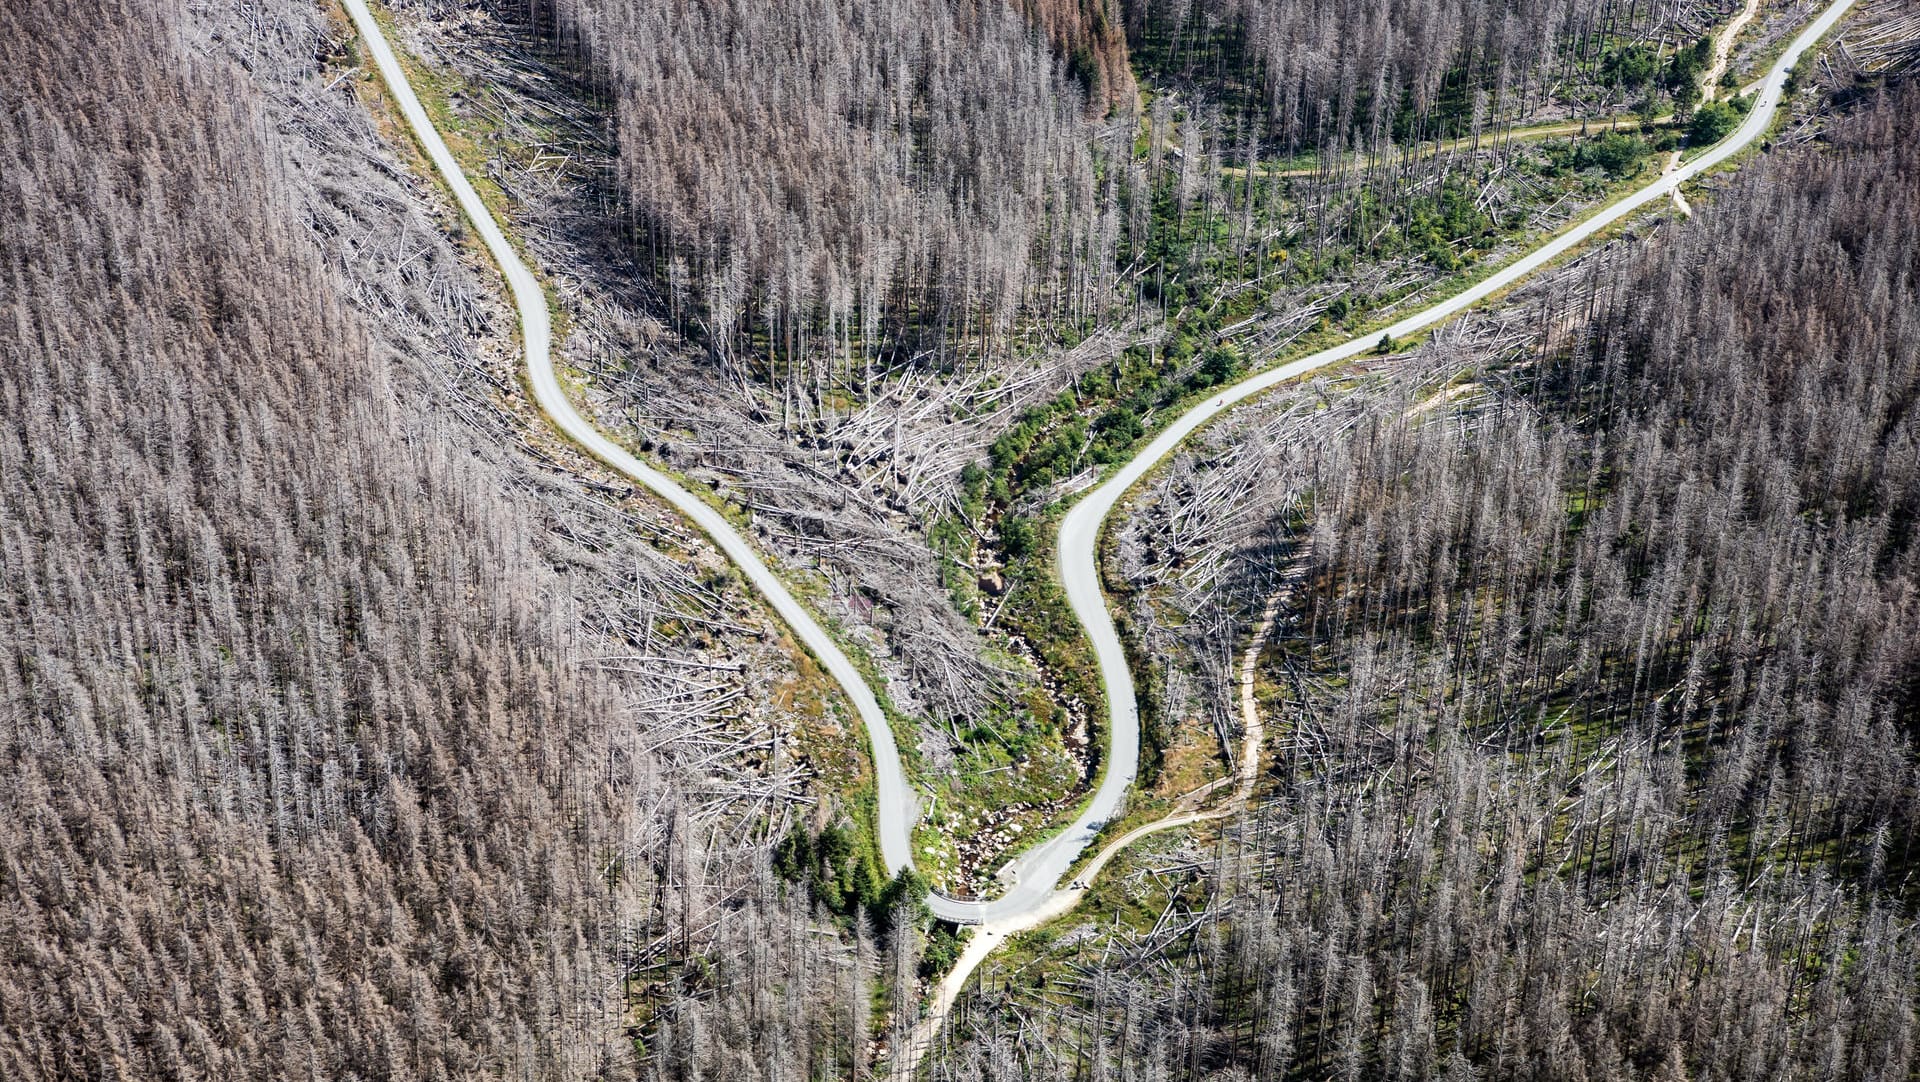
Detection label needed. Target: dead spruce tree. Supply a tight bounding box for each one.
[931,78,1920,1082]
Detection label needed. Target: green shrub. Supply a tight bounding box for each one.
[1578,131,1650,177]
[774,823,893,921]
[1191,344,1243,389]
[1689,100,1740,146]
[1603,45,1659,89]
[1000,516,1036,558]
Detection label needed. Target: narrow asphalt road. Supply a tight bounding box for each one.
[342,0,1854,932]
[1026,0,1852,929]
[338,0,923,886]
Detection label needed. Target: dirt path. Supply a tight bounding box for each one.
[1664,151,1694,216]
[1223,114,1648,181]
[1705,0,1765,101]
[894,584,1290,1077]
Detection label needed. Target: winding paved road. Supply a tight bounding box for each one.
[340,0,923,892]
[1037,0,1852,927]
[342,0,1854,933]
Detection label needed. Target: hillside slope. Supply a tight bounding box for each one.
[935,77,1920,1081]
[0,1,846,1076]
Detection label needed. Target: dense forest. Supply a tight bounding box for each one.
[513,0,1760,405]
[930,77,1920,1080]
[543,0,1118,385]
[1125,0,1745,147]
[5,0,1916,1077]
[0,0,902,1077]
[0,3,624,1070]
